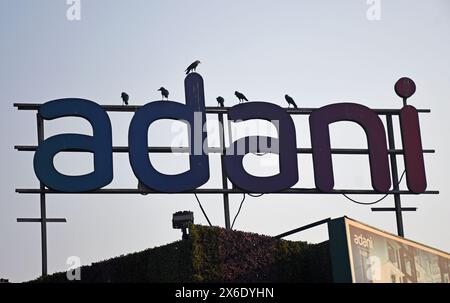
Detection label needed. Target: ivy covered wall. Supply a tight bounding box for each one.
[35,225,332,283]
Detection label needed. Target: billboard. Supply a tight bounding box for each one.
[24,73,428,194]
[14,74,438,277]
[328,217,450,283]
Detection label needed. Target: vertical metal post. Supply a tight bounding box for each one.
[386,114,405,237]
[218,112,231,229]
[36,113,48,276]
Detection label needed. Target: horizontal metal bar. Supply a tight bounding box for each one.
[17,218,67,223]
[371,207,417,212]
[212,107,432,115]
[274,218,331,239]
[15,188,439,195]
[14,145,435,155]
[13,103,431,115]
[14,145,223,153]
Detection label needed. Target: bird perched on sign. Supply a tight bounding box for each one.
[121,92,129,105]
[285,94,298,108]
[216,96,225,107]
[234,91,248,103]
[185,60,201,74]
[157,87,169,100]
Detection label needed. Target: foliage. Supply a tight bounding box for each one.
[34,225,332,283]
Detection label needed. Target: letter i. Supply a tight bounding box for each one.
[395,78,427,193]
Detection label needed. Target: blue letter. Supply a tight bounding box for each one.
[128,73,209,192]
[33,98,113,192]
[224,102,298,192]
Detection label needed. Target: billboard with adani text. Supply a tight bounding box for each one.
[328,217,450,283]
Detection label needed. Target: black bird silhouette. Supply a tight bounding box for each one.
[216,96,225,107]
[234,91,248,103]
[121,92,129,105]
[285,94,298,108]
[185,60,201,74]
[157,87,169,100]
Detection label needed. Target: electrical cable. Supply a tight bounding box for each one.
[195,169,406,228]
[231,194,246,229]
[342,193,389,205]
[247,193,264,198]
[194,193,212,227]
[231,192,265,229]
[342,170,406,205]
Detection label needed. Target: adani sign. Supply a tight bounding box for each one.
[32,73,427,194]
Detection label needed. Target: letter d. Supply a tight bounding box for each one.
[128,73,209,192]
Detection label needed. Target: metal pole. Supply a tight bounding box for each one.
[386,115,405,237]
[13,103,433,114]
[371,207,416,212]
[274,218,331,239]
[218,112,231,229]
[15,188,439,195]
[36,113,48,276]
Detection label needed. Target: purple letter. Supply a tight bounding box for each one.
[399,105,427,193]
[309,103,391,193]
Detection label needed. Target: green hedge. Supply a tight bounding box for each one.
[190,225,332,282]
[34,225,331,283]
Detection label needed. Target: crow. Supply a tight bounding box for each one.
[158,87,169,100]
[185,60,201,74]
[285,94,298,108]
[121,92,129,105]
[216,96,225,107]
[234,91,248,103]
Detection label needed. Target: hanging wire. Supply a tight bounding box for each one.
[342,193,390,205]
[194,193,212,227]
[247,193,264,198]
[194,171,407,227]
[342,170,406,205]
[231,194,246,229]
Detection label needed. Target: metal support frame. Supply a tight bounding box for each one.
[274,218,332,239]
[15,188,439,195]
[37,114,47,276]
[218,112,231,229]
[386,115,404,237]
[371,207,417,212]
[16,114,67,277]
[17,218,67,223]
[14,103,438,275]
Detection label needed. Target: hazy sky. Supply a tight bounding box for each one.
[1,0,449,282]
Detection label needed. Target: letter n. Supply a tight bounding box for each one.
[309,103,391,192]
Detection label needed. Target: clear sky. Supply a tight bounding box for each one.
[1,0,449,282]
